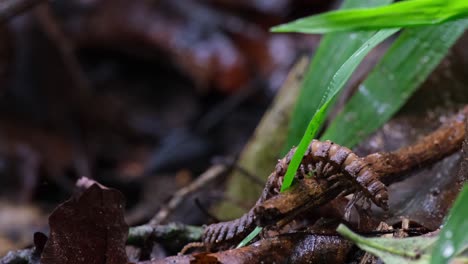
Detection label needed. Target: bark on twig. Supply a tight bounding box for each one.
[365,106,468,185]
[128,223,204,248]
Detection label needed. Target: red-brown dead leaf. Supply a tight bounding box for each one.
[41,182,129,264]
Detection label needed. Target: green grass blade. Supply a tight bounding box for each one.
[280,29,398,192]
[337,186,468,263]
[431,185,468,264]
[283,0,393,153]
[321,19,468,147]
[236,226,262,248]
[272,0,468,34]
[236,1,392,246]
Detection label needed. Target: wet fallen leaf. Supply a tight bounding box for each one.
[41,181,129,264]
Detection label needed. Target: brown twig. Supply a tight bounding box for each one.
[253,177,341,228]
[365,106,468,185]
[149,164,227,225]
[0,0,45,23]
[212,156,264,187]
[194,198,220,223]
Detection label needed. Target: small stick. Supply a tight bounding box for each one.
[194,198,220,223]
[365,106,468,185]
[127,223,204,248]
[149,164,227,225]
[212,156,264,186]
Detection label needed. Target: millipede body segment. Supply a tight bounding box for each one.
[277,140,388,209]
[202,171,280,248]
[202,140,388,249]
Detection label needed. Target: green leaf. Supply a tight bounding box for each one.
[337,224,437,264]
[283,0,393,153]
[280,29,398,192]
[431,185,468,264]
[337,186,468,263]
[272,0,468,34]
[321,19,468,147]
[244,0,394,247]
[236,226,262,248]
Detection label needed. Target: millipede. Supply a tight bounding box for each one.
[202,139,388,250]
[202,171,281,249]
[276,139,388,210]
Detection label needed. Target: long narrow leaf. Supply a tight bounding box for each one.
[431,185,468,264]
[321,19,468,147]
[236,226,262,248]
[280,29,398,192]
[283,0,393,152]
[272,0,468,34]
[337,224,436,263]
